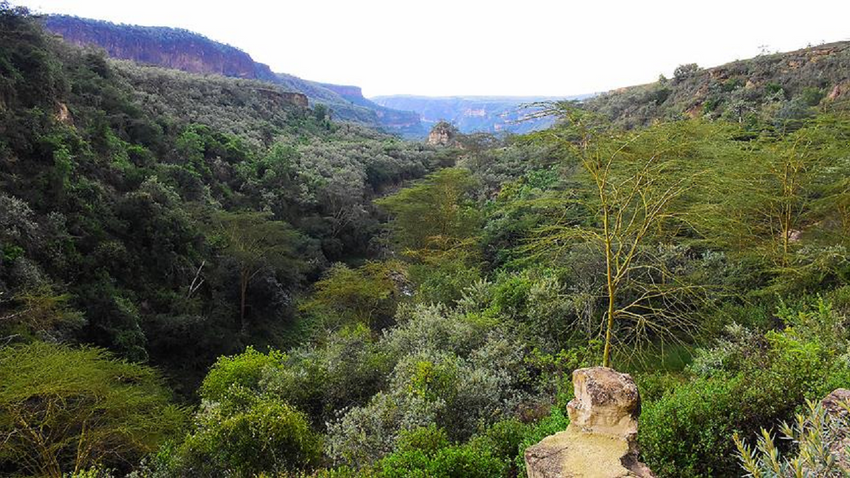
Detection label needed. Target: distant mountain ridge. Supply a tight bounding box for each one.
[372,94,593,135]
[42,15,425,137]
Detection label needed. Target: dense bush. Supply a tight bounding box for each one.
[171,393,322,477]
[640,299,850,477]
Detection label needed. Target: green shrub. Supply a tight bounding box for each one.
[200,346,285,401]
[175,394,322,477]
[375,425,507,478]
[639,375,743,477]
[640,324,850,477]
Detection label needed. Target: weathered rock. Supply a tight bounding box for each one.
[822,388,850,472]
[524,367,654,478]
[821,388,850,417]
[56,102,73,125]
[427,121,457,146]
[828,81,850,101]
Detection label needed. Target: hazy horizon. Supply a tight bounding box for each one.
[13,0,850,97]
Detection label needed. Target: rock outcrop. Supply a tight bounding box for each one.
[524,367,654,478]
[822,388,850,472]
[427,121,457,146]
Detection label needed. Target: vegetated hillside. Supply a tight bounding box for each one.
[372,94,593,134]
[585,41,850,128]
[42,14,425,136]
[0,4,443,405]
[6,2,850,477]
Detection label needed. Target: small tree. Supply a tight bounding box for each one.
[711,115,850,269]
[528,108,713,367]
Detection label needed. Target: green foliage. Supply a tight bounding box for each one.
[200,346,286,402]
[640,304,850,477]
[300,260,408,330]
[735,399,850,477]
[376,167,483,304]
[0,342,185,477]
[174,394,322,477]
[375,426,507,478]
[376,168,480,252]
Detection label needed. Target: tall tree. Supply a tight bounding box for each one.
[708,114,850,269]
[376,167,480,253]
[213,211,302,334]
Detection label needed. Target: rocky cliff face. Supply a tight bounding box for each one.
[320,83,423,133]
[43,16,424,136]
[45,16,268,80]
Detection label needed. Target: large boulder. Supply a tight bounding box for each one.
[524,367,654,478]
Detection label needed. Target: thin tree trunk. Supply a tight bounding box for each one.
[601,193,616,368]
[240,269,249,335]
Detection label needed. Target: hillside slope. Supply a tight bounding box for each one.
[0,7,438,397]
[584,41,850,128]
[42,15,425,136]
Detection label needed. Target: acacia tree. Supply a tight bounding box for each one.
[528,107,714,367]
[0,342,185,477]
[376,168,482,303]
[375,167,480,253]
[213,211,302,334]
[710,114,850,269]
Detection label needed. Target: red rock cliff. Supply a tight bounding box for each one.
[44,16,275,81]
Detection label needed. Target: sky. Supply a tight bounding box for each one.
[14,0,850,98]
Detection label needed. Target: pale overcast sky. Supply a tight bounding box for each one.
[13,0,850,97]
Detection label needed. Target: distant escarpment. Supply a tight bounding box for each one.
[43,15,424,137]
[584,41,850,128]
[372,94,592,134]
[44,15,269,80]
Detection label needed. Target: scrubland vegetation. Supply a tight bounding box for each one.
[2,3,850,477]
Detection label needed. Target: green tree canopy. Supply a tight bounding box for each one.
[0,342,186,477]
